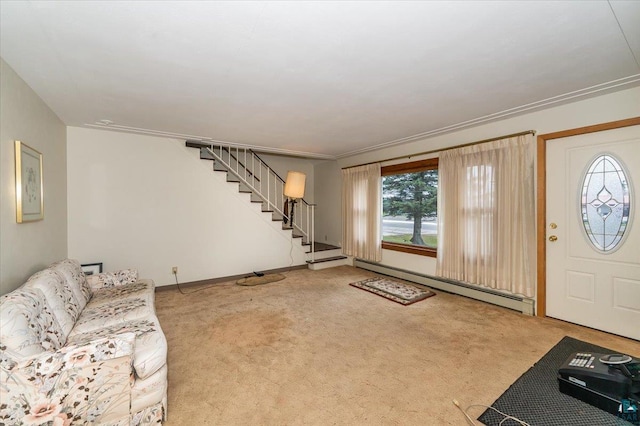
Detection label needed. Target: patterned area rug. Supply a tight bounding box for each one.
[349,277,435,305]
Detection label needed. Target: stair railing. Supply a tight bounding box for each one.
[204,144,315,261]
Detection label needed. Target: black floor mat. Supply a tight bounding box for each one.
[478,336,638,426]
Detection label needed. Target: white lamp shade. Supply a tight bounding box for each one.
[284,171,306,199]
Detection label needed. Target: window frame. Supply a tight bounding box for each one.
[381,158,439,258]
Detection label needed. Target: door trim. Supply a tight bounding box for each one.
[536,116,640,317]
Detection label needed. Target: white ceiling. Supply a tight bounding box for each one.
[1,1,639,159]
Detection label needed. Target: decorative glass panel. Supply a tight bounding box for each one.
[581,154,631,252]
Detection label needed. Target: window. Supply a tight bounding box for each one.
[381,158,438,257]
[435,134,536,296]
[461,163,494,262]
[581,154,631,253]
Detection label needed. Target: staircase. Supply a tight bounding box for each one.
[305,242,351,270]
[185,141,349,268]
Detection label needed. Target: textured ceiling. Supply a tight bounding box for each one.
[1,1,639,158]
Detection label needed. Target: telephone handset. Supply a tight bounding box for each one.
[558,351,640,415]
[599,354,639,380]
[600,354,633,365]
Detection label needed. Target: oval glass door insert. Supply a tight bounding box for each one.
[581,154,631,252]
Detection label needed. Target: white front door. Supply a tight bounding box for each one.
[546,125,640,340]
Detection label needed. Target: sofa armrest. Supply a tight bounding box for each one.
[0,333,136,425]
[86,269,139,290]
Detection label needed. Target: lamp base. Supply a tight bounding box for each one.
[289,198,297,227]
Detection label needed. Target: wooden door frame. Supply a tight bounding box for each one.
[536,116,640,317]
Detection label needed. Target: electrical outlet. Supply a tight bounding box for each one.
[172,266,178,274]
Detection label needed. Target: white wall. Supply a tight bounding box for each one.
[314,160,342,247]
[0,58,67,295]
[67,127,308,287]
[332,86,640,285]
[257,153,316,203]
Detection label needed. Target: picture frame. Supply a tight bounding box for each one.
[81,263,103,276]
[15,140,44,223]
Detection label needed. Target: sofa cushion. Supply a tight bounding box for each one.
[73,297,155,335]
[50,258,93,310]
[0,288,65,361]
[90,279,155,306]
[23,269,80,339]
[67,317,167,380]
[87,269,139,290]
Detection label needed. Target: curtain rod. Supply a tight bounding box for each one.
[341,129,536,169]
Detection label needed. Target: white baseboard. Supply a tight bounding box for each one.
[308,257,352,270]
[354,259,534,315]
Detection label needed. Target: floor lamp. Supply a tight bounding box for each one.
[284,171,306,227]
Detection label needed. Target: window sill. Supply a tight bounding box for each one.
[381,241,437,258]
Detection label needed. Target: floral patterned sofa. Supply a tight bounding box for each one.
[0,259,167,425]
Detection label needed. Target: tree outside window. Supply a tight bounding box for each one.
[381,158,438,257]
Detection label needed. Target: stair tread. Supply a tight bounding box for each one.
[199,148,216,161]
[311,242,341,252]
[306,256,348,264]
[186,141,211,149]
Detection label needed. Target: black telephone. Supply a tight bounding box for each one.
[558,352,640,416]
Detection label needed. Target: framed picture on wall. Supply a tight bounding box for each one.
[15,141,44,223]
[81,263,103,276]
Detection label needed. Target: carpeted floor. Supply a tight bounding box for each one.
[155,266,640,425]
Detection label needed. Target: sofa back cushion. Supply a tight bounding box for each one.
[50,259,93,310]
[86,269,139,290]
[0,288,65,361]
[23,269,80,340]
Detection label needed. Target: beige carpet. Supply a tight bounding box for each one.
[155,266,640,425]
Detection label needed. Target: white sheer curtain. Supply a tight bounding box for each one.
[342,163,382,262]
[436,134,535,297]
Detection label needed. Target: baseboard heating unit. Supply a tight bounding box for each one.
[354,259,535,315]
